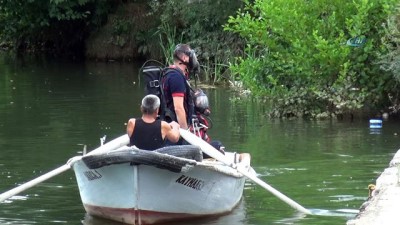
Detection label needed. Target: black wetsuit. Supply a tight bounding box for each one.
[129,119,164,150]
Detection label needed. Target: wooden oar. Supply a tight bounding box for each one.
[0,134,130,203]
[179,128,312,215]
[0,159,78,202]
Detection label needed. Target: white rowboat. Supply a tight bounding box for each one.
[70,134,251,224]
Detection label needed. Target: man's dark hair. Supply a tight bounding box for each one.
[173,44,191,62]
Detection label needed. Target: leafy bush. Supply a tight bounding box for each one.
[379,3,400,113]
[225,0,398,118]
[380,4,400,81]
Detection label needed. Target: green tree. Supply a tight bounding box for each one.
[225,0,397,118]
[379,3,400,114]
[148,0,245,83]
[0,0,112,56]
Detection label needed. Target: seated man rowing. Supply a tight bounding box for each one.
[127,94,181,150]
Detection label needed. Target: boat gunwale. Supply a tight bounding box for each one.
[70,134,251,178]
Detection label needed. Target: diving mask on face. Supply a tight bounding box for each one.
[174,44,200,75]
[187,49,200,75]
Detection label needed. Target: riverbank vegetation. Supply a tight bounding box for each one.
[225,0,399,118]
[1,0,400,119]
[0,0,114,58]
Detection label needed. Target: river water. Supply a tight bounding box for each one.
[0,54,400,225]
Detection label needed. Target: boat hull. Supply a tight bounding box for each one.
[72,154,247,224]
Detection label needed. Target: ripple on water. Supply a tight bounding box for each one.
[309,208,359,217]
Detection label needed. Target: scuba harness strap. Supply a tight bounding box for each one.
[140,59,212,143]
[161,67,195,125]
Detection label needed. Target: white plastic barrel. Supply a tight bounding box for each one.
[369,119,383,128]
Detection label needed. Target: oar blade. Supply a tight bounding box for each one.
[179,128,312,215]
[237,166,312,214]
[0,164,71,202]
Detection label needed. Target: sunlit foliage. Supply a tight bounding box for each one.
[225,0,398,118]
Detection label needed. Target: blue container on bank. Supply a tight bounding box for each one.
[369,119,382,128]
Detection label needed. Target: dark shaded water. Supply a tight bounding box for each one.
[1,54,400,224]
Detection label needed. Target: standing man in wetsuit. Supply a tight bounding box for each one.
[162,44,200,130]
[127,94,180,150]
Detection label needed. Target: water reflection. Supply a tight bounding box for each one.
[309,208,359,217]
[369,128,382,135]
[82,199,248,225]
[272,208,358,225]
